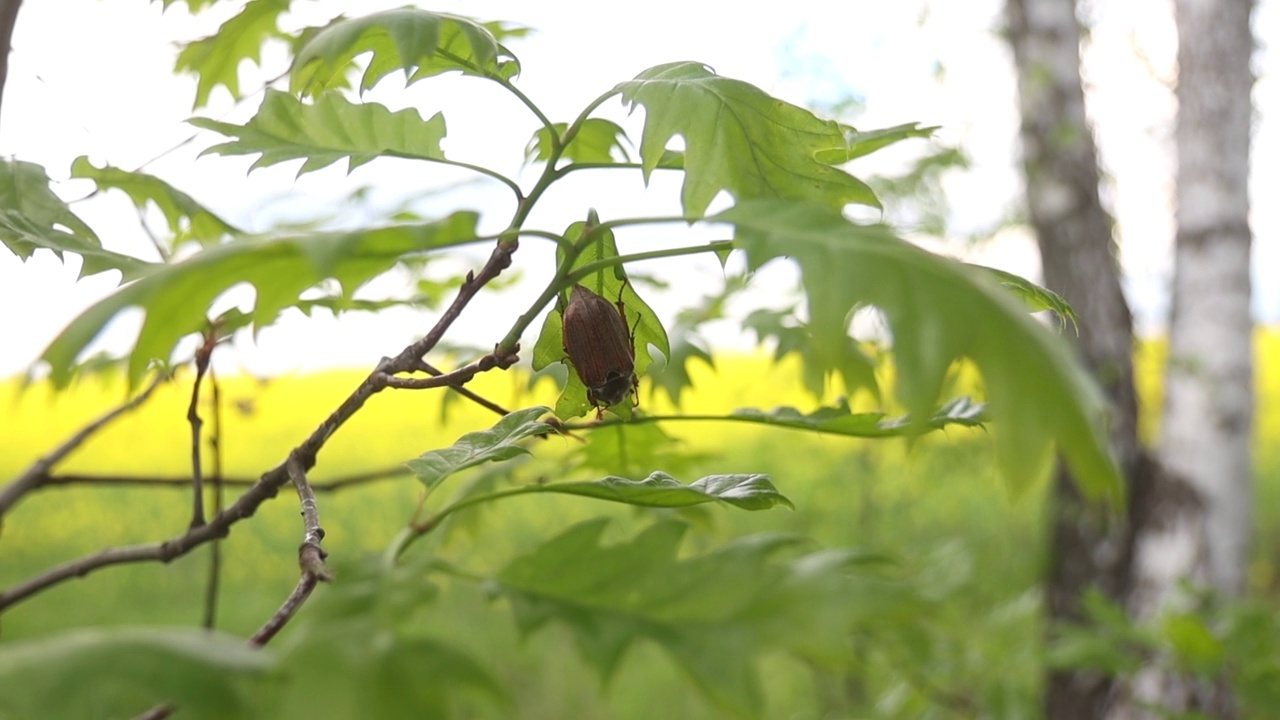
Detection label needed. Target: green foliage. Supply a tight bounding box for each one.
[192,90,448,175]
[291,9,523,95]
[721,200,1120,500]
[407,406,554,492]
[70,157,239,250]
[0,159,151,279]
[0,4,1139,719]
[175,0,289,109]
[492,519,888,718]
[615,61,891,216]
[0,627,271,719]
[41,213,480,387]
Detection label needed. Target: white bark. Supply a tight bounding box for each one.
[1158,0,1255,602]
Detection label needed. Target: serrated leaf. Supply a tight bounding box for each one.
[648,334,714,406]
[0,159,151,279]
[0,627,271,720]
[406,406,553,491]
[614,61,881,216]
[743,307,879,399]
[975,264,1079,332]
[526,118,632,165]
[728,396,985,438]
[720,200,1121,502]
[175,0,288,109]
[70,157,240,249]
[291,9,522,95]
[192,90,448,176]
[494,519,901,718]
[523,471,791,511]
[39,213,480,389]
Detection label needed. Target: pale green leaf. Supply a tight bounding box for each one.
[39,213,481,389]
[614,61,881,216]
[975,264,1079,332]
[0,159,151,279]
[175,0,288,109]
[813,122,937,164]
[720,200,1121,502]
[406,406,554,491]
[291,9,523,95]
[526,118,632,165]
[0,627,271,720]
[70,156,240,249]
[517,471,791,511]
[192,90,448,175]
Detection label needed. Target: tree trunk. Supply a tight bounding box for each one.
[1003,0,1149,716]
[1116,0,1255,716]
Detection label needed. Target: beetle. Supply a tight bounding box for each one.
[561,283,639,417]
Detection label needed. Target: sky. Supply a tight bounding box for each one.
[0,0,1275,379]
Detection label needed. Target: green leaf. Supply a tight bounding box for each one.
[743,307,879,399]
[614,61,882,216]
[720,200,1122,502]
[727,396,985,438]
[494,519,899,718]
[175,0,288,109]
[70,156,240,249]
[974,265,1079,332]
[0,627,271,720]
[405,406,554,492]
[39,213,481,388]
[647,334,714,406]
[291,9,523,96]
[813,122,937,164]
[526,119,632,165]
[0,159,151,279]
[519,471,791,511]
[192,90,448,176]
[532,216,671,419]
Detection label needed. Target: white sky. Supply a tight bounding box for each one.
[0,0,1275,378]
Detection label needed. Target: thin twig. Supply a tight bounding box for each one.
[415,360,512,416]
[202,368,226,630]
[380,348,521,390]
[186,337,214,528]
[35,468,411,491]
[247,456,331,646]
[0,372,169,518]
[0,243,519,613]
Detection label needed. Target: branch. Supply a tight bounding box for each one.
[202,368,226,630]
[248,456,331,647]
[186,336,215,528]
[0,243,519,614]
[35,467,411,491]
[0,372,169,518]
[0,0,23,137]
[415,360,512,417]
[380,347,520,390]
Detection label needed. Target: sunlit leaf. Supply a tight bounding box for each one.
[175,0,288,109]
[720,200,1121,501]
[513,471,791,511]
[0,159,150,279]
[291,9,523,95]
[192,90,447,176]
[614,61,885,216]
[813,122,937,164]
[406,406,554,492]
[39,213,481,389]
[975,265,1079,332]
[0,627,271,720]
[526,119,632,165]
[70,157,240,249]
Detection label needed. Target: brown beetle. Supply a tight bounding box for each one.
[562,283,638,417]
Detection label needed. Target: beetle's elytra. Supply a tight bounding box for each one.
[562,284,638,415]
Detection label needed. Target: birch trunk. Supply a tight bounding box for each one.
[1115,0,1255,716]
